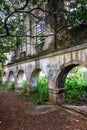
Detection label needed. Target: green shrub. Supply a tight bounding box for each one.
[0,71,2,83]
[0,82,9,90]
[64,67,87,104]
[0,64,2,83]
[8,82,15,91]
[0,81,15,91]
[22,80,27,94]
[36,77,49,104]
[29,77,49,104]
[65,89,81,104]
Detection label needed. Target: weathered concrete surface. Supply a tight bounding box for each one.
[25,105,58,115]
[2,43,87,103]
[63,105,87,114]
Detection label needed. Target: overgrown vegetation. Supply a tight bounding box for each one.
[0,63,2,82]
[8,82,15,91]
[22,80,27,94]
[66,0,87,26]
[0,82,15,91]
[64,66,87,104]
[0,0,87,64]
[0,82,8,90]
[28,77,49,105]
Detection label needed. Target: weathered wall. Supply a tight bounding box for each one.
[2,43,87,103]
[5,0,87,66]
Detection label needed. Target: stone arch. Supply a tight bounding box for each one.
[16,70,26,88]
[56,60,86,89]
[3,71,7,83]
[30,68,46,89]
[8,71,15,82]
[55,60,87,103]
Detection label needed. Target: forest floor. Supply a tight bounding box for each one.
[0,90,87,130]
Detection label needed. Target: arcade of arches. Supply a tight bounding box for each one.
[2,47,87,103]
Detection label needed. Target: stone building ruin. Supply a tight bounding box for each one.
[2,0,87,103]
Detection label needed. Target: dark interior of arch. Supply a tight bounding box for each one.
[32,69,41,77]
[9,71,13,76]
[56,64,79,89]
[3,72,6,76]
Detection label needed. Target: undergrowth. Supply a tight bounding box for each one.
[65,67,87,104]
[28,77,49,105]
[0,82,15,91]
[22,80,27,94]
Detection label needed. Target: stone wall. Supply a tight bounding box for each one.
[2,43,87,103]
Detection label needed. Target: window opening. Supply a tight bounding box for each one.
[36,20,45,44]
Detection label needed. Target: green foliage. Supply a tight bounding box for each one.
[30,0,46,5]
[0,82,15,90]
[0,63,2,82]
[0,37,18,63]
[29,77,49,104]
[66,0,87,26]
[0,0,47,63]
[0,82,9,90]
[0,0,87,64]
[65,67,87,104]
[22,80,27,94]
[8,82,15,91]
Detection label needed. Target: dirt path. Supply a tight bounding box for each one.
[0,90,87,130]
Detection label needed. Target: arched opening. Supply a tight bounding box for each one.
[56,64,87,104]
[56,64,78,89]
[64,66,87,104]
[17,70,26,88]
[3,72,7,83]
[8,71,15,82]
[30,69,46,88]
[30,69,49,104]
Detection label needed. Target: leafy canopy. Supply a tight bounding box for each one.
[0,0,87,63]
[66,0,87,26]
[0,0,45,63]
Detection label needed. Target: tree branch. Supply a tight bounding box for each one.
[3,0,29,36]
[0,24,66,38]
[4,10,16,36]
[2,5,50,36]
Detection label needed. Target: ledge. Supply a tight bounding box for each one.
[3,40,87,67]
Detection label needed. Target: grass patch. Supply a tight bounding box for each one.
[0,82,15,91]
